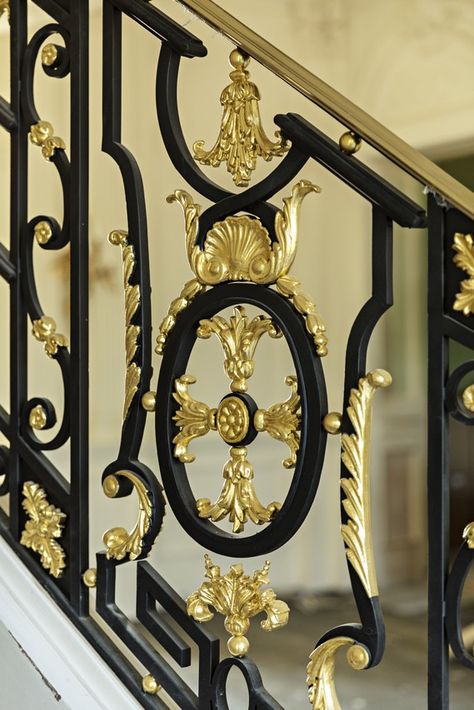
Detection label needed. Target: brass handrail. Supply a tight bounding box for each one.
[178,0,474,220]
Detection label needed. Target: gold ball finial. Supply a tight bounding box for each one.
[142,674,160,694]
[82,568,97,588]
[227,635,250,657]
[141,391,157,412]
[229,48,250,70]
[41,43,58,67]
[29,404,47,430]
[346,644,370,670]
[34,220,53,245]
[103,474,119,498]
[462,385,474,413]
[339,131,361,155]
[322,412,342,435]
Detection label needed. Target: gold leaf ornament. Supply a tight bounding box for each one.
[193,49,290,187]
[254,375,301,468]
[108,230,141,420]
[341,369,392,598]
[197,306,281,392]
[187,555,289,656]
[452,232,474,316]
[20,481,66,578]
[172,375,217,463]
[196,447,281,533]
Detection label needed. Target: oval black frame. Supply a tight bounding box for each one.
[156,281,328,557]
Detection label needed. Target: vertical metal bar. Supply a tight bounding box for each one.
[9,0,28,540]
[69,0,89,616]
[427,195,449,708]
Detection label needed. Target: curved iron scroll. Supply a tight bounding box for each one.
[19,23,72,451]
[100,0,164,562]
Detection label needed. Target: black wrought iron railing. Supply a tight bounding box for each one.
[0,1,473,708]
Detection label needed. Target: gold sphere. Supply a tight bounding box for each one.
[141,391,157,412]
[462,385,474,413]
[34,220,53,245]
[227,635,250,657]
[339,131,361,155]
[41,43,58,67]
[346,644,370,670]
[322,412,342,435]
[103,474,119,498]
[82,568,97,588]
[229,48,250,70]
[142,674,160,694]
[29,404,47,431]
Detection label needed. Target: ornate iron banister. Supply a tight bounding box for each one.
[178,0,474,219]
[0,1,473,708]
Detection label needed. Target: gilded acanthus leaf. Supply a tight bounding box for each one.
[197,446,281,533]
[193,50,289,187]
[452,232,474,316]
[197,305,281,392]
[108,230,141,420]
[254,375,301,468]
[306,638,369,710]
[172,375,217,463]
[341,369,391,597]
[167,180,320,286]
[187,555,289,657]
[20,481,66,578]
[276,275,327,357]
[155,278,205,355]
[103,470,152,561]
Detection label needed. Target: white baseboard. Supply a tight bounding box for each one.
[0,537,139,710]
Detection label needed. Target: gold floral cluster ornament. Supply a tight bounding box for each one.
[196,305,280,392]
[452,232,474,316]
[187,555,289,657]
[20,481,66,578]
[196,447,281,533]
[29,120,66,161]
[32,315,68,357]
[306,368,391,708]
[158,180,327,357]
[193,49,290,187]
[254,375,301,468]
[108,230,141,420]
[102,470,152,561]
[172,307,302,532]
